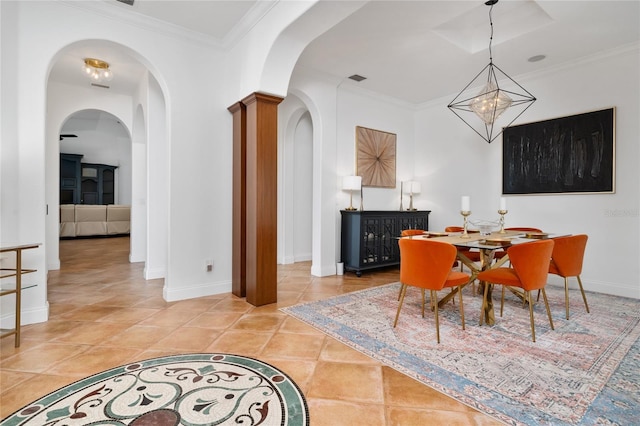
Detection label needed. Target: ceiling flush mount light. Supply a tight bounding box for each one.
[447,0,536,143]
[82,58,113,83]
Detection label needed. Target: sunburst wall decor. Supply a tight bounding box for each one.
[356,126,396,188]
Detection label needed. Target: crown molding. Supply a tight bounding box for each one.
[58,0,224,48]
[222,1,279,49]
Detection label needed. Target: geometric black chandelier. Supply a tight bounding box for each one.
[448,0,536,143]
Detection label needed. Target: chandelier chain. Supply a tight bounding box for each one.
[488,2,495,63]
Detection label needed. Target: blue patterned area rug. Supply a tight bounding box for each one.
[282,283,640,426]
[1,353,309,426]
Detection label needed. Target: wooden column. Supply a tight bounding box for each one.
[230,92,283,306]
[228,102,246,297]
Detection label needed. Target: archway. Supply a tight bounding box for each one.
[45,40,168,284]
[278,95,314,266]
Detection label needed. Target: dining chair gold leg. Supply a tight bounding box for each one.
[541,288,555,330]
[432,289,440,343]
[458,284,465,330]
[527,291,536,342]
[577,275,590,313]
[394,284,407,327]
[421,288,426,318]
[500,285,505,317]
[564,277,570,320]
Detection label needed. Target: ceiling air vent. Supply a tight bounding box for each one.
[91,83,110,89]
[116,0,134,5]
[348,74,367,82]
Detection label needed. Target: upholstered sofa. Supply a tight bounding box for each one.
[60,204,130,238]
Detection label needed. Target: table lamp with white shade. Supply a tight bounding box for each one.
[404,181,421,211]
[342,176,362,211]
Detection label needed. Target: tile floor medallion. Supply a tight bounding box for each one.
[1,353,309,426]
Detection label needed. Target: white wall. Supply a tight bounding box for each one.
[130,101,147,264]
[293,112,313,261]
[414,46,640,298]
[336,87,417,211]
[146,75,168,282]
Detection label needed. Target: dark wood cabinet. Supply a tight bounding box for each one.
[60,154,117,205]
[340,210,430,276]
[81,163,117,205]
[60,154,83,204]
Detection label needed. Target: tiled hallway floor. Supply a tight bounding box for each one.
[1,237,499,425]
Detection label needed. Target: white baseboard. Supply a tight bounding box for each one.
[0,302,49,329]
[144,266,165,280]
[163,280,232,302]
[310,263,337,277]
[580,279,639,299]
[294,253,312,262]
[129,252,145,263]
[546,275,639,299]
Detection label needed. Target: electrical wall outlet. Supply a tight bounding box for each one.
[205,259,213,272]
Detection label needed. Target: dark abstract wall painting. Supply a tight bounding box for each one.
[502,108,615,194]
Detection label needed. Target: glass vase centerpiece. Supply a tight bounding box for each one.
[470,220,500,236]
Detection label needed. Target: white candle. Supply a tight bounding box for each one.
[500,197,507,211]
[461,196,470,212]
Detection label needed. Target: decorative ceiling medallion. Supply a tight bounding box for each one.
[356,126,396,188]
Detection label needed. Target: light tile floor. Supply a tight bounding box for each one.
[0,237,499,425]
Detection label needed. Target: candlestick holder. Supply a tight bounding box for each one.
[460,210,471,238]
[498,209,508,233]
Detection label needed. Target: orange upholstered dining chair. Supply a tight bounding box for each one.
[445,226,481,267]
[477,239,555,342]
[395,238,470,343]
[547,234,590,320]
[505,227,543,233]
[494,227,543,260]
[401,229,425,237]
[397,229,426,300]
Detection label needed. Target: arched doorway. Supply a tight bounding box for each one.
[45,40,168,283]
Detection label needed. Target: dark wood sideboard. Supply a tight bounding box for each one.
[60,154,117,205]
[340,210,430,276]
